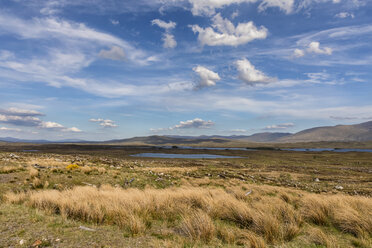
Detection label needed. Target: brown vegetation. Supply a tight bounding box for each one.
[5,184,372,246]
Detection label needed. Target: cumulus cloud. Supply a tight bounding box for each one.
[0,108,81,132]
[162,33,177,48]
[40,121,64,129]
[99,46,126,61]
[293,48,305,58]
[307,41,332,55]
[151,118,215,132]
[190,13,268,47]
[152,19,177,48]
[90,118,118,128]
[335,12,354,18]
[293,42,332,58]
[264,122,294,130]
[193,66,221,89]
[187,0,295,16]
[173,118,214,129]
[151,19,176,31]
[236,58,275,85]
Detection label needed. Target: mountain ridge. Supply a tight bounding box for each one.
[1,121,372,144]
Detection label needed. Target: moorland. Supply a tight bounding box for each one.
[0,143,371,247]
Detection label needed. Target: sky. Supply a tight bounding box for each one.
[0,0,371,141]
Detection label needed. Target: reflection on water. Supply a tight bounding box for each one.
[282,148,372,153]
[131,153,242,159]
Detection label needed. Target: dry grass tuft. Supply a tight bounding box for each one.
[4,191,28,204]
[31,178,43,189]
[306,227,334,247]
[28,167,39,178]
[5,185,372,245]
[79,166,93,174]
[0,165,20,174]
[97,167,106,174]
[179,209,215,242]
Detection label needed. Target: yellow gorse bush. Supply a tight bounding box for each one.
[66,164,80,170]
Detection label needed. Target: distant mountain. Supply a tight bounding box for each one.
[279,121,372,142]
[165,133,292,142]
[238,132,292,142]
[104,135,231,145]
[1,121,372,145]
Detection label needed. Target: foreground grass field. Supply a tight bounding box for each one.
[0,144,371,247]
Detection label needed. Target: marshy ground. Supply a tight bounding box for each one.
[0,144,371,247]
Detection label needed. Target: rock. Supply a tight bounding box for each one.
[79,225,96,232]
[314,178,320,182]
[31,240,42,247]
[19,239,25,245]
[245,190,252,196]
[335,185,343,190]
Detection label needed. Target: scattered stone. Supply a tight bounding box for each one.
[79,225,96,232]
[55,238,61,242]
[31,240,42,247]
[335,185,344,190]
[19,239,25,245]
[314,178,320,182]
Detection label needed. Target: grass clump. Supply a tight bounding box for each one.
[179,209,215,242]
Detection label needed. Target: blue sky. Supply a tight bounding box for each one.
[0,0,371,140]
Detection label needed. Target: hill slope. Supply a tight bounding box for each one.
[279,121,372,142]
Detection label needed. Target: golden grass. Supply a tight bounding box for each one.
[306,227,334,247]
[0,165,20,174]
[28,167,39,178]
[26,158,69,168]
[5,184,372,245]
[179,209,215,242]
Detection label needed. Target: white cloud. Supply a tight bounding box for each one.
[293,48,305,57]
[151,19,176,31]
[335,12,354,18]
[188,0,253,16]
[231,10,239,19]
[110,19,120,25]
[99,46,126,61]
[293,41,332,58]
[0,108,80,132]
[0,12,152,65]
[264,122,294,130]
[90,118,118,128]
[173,118,214,129]
[64,127,82,132]
[236,58,275,85]
[230,129,247,133]
[152,19,177,48]
[307,41,332,55]
[40,121,64,129]
[190,13,268,47]
[258,0,294,14]
[0,127,22,132]
[193,66,221,89]
[162,33,177,48]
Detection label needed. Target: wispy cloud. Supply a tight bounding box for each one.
[264,123,294,130]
